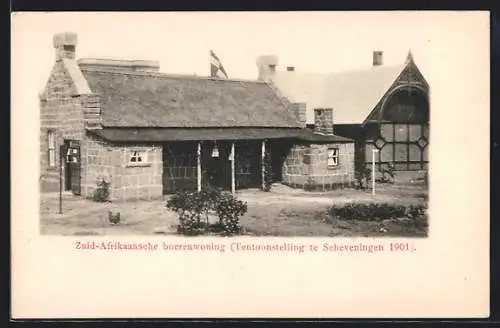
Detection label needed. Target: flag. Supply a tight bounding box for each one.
[210,50,228,79]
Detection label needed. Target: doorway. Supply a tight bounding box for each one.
[268,139,293,183]
[202,141,231,190]
[63,140,81,195]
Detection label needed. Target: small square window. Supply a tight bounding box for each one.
[128,150,147,166]
[327,148,339,167]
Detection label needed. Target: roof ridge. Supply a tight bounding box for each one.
[278,63,405,77]
[80,67,266,84]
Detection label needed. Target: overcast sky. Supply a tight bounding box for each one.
[12,11,489,122]
[11,11,470,90]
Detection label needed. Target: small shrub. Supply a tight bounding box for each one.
[378,163,395,184]
[167,190,207,235]
[176,212,206,236]
[355,167,371,190]
[166,187,247,236]
[92,179,110,202]
[328,202,412,221]
[406,204,427,218]
[215,192,248,234]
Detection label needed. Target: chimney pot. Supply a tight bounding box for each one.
[256,55,279,81]
[53,32,77,61]
[373,51,383,66]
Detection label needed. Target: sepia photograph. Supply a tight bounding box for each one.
[12,11,489,318]
[38,14,429,238]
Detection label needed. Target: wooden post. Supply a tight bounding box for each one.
[231,142,235,194]
[372,149,378,196]
[261,140,266,190]
[197,142,201,192]
[59,145,63,214]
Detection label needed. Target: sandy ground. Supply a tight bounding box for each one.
[40,182,428,237]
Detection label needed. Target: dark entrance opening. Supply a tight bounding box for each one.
[234,140,261,189]
[63,140,71,191]
[202,141,232,190]
[268,139,294,183]
[63,139,81,195]
[162,142,197,194]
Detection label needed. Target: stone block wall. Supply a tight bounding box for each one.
[282,144,310,187]
[282,142,355,190]
[112,144,163,201]
[83,134,163,201]
[40,60,85,192]
[82,134,116,199]
[306,143,355,190]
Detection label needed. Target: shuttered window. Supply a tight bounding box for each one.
[48,130,56,168]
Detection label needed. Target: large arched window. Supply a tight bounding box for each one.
[365,87,429,171]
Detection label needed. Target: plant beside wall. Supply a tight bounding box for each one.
[92,179,111,202]
[262,150,273,192]
[355,167,371,190]
[166,187,248,236]
[377,163,395,183]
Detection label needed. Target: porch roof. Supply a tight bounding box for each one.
[88,127,353,143]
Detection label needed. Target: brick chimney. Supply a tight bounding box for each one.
[256,55,278,81]
[373,51,383,66]
[314,108,334,135]
[53,32,77,61]
[290,102,307,128]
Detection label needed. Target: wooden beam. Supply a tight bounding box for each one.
[261,140,266,190]
[231,142,235,194]
[197,142,201,192]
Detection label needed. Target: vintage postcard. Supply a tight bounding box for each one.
[11,11,490,318]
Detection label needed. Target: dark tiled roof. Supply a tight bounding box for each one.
[88,127,353,143]
[80,68,301,128]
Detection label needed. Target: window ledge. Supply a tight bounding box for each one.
[125,163,151,168]
[327,165,340,170]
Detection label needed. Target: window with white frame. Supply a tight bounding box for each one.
[327,148,339,167]
[128,150,147,165]
[47,130,56,168]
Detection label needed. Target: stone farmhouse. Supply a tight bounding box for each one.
[40,32,356,201]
